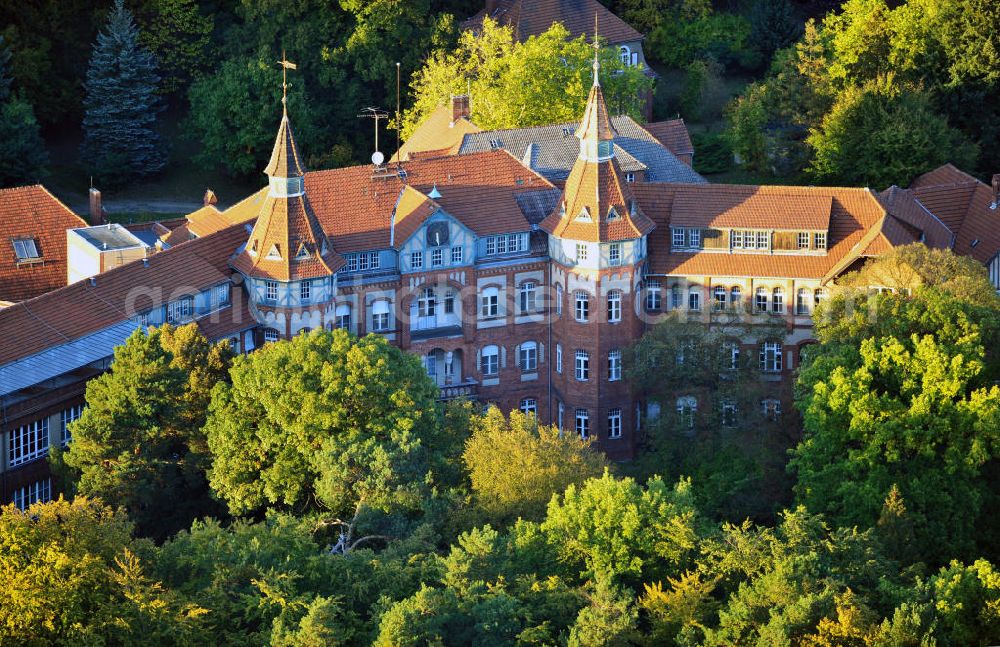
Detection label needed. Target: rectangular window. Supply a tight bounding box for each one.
[688,229,701,248]
[672,229,685,248]
[756,231,769,249]
[486,237,496,255]
[688,289,701,312]
[372,302,391,332]
[645,281,661,311]
[608,408,622,439]
[519,398,537,415]
[431,248,444,267]
[519,282,537,313]
[451,247,463,264]
[167,297,193,323]
[609,243,622,266]
[12,238,40,261]
[760,341,783,372]
[797,232,810,249]
[608,349,622,381]
[575,350,590,381]
[265,281,278,301]
[575,409,590,439]
[215,283,231,306]
[556,344,563,374]
[410,251,423,269]
[60,404,83,445]
[607,291,622,323]
[496,236,508,254]
[480,288,499,318]
[670,286,682,310]
[575,291,590,322]
[12,478,51,511]
[9,417,49,467]
[732,230,743,249]
[722,400,738,427]
[575,243,588,262]
[263,328,280,343]
[625,173,635,183]
[814,232,827,249]
[300,281,311,302]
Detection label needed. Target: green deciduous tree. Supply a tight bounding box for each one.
[134,0,214,95]
[792,248,1000,565]
[806,76,977,189]
[205,330,445,552]
[462,408,606,526]
[52,324,232,540]
[0,497,206,644]
[402,19,652,138]
[81,0,167,182]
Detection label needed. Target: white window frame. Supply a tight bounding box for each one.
[607,290,622,323]
[335,303,352,330]
[645,280,662,311]
[575,350,590,381]
[556,343,563,374]
[9,417,49,467]
[418,288,436,318]
[519,341,538,372]
[797,232,810,249]
[480,286,500,318]
[688,288,701,312]
[575,408,590,439]
[451,246,463,264]
[372,300,392,332]
[263,328,280,343]
[672,229,686,248]
[608,349,622,381]
[713,286,727,310]
[676,396,697,429]
[575,243,588,262]
[574,291,590,322]
[410,251,424,269]
[814,232,827,249]
[519,281,537,313]
[481,345,499,376]
[60,404,83,445]
[760,341,783,373]
[519,398,537,416]
[265,280,278,302]
[609,243,622,266]
[608,408,622,439]
[300,280,311,302]
[772,288,784,314]
[12,478,51,510]
[755,287,769,313]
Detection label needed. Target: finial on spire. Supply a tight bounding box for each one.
[277,52,297,116]
[592,12,600,87]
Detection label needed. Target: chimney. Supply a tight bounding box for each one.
[451,95,470,125]
[203,188,218,207]
[88,187,104,225]
[992,174,999,210]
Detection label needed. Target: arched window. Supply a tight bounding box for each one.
[372,300,391,332]
[481,345,499,375]
[772,287,784,314]
[335,303,351,330]
[676,396,697,429]
[519,341,538,371]
[575,408,590,438]
[688,287,701,311]
[263,328,280,343]
[713,286,727,310]
[754,287,768,312]
[607,290,622,322]
[759,341,782,372]
[796,288,810,315]
[814,288,825,308]
[575,350,590,381]
[608,408,622,438]
[608,349,622,381]
[619,45,632,66]
[670,285,682,309]
[480,286,499,318]
[730,286,742,307]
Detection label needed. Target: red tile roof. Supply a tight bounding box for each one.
[0,224,248,366]
[669,186,832,230]
[305,150,555,252]
[463,0,643,44]
[642,119,694,158]
[633,183,892,281]
[877,186,954,250]
[393,104,481,162]
[0,185,87,302]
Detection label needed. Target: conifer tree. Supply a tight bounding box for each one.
[81,0,166,182]
[0,35,48,186]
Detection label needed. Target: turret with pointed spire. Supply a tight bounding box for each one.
[540,18,653,244]
[232,56,343,284]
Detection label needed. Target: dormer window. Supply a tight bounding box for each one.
[489,139,503,149]
[607,207,620,221]
[294,243,309,260]
[12,238,40,262]
[576,207,592,223]
[266,244,281,260]
[597,140,614,159]
[561,127,572,136]
[813,232,827,250]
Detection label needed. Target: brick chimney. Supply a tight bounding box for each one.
[451,95,470,125]
[203,188,218,207]
[992,174,999,210]
[88,187,105,225]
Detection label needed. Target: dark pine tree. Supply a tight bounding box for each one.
[0,35,49,187]
[82,0,166,182]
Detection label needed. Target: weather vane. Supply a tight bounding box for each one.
[277,51,297,113]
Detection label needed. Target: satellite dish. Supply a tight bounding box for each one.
[371,151,385,166]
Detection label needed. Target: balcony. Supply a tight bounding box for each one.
[438,380,479,401]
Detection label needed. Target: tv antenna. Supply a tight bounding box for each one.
[358,107,389,166]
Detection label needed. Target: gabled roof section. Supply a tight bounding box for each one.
[635,183,891,281]
[670,186,833,231]
[642,119,694,159]
[877,186,954,250]
[393,104,481,162]
[0,185,87,303]
[305,149,554,252]
[392,185,444,248]
[263,113,306,178]
[458,115,704,184]
[462,0,643,44]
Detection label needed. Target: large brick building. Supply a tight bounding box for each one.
[2,55,999,507]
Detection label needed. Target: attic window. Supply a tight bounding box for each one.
[489,139,503,150]
[576,207,592,223]
[12,238,40,262]
[971,238,980,248]
[295,243,310,259]
[397,168,408,180]
[562,127,572,137]
[266,244,282,260]
[607,207,621,221]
